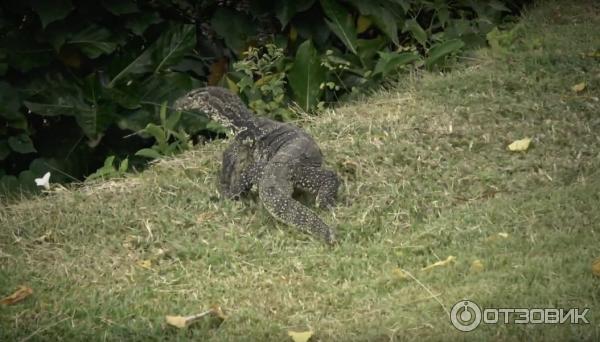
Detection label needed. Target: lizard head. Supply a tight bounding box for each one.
[174,87,255,135]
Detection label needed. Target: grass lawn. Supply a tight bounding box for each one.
[1,0,599,340]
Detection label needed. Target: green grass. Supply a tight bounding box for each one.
[2,1,600,340]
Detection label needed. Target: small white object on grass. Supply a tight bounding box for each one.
[34,172,51,190]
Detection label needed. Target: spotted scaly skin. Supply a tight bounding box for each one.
[174,87,340,244]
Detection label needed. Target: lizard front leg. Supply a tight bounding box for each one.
[220,141,257,199]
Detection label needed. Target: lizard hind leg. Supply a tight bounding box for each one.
[293,166,340,209]
[259,164,336,245]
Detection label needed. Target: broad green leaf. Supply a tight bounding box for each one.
[0,175,19,193]
[101,0,138,15]
[8,134,37,154]
[374,51,420,76]
[29,0,74,28]
[0,140,10,160]
[125,12,162,36]
[347,1,400,45]
[135,148,162,159]
[404,19,428,46]
[287,40,325,111]
[320,0,357,55]
[0,81,22,121]
[488,0,511,12]
[24,101,79,117]
[117,109,153,132]
[293,16,331,47]
[356,36,388,62]
[105,87,141,109]
[67,25,117,59]
[2,32,53,72]
[275,0,316,27]
[109,24,195,87]
[425,39,465,68]
[211,9,256,53]
[18,170,38,192]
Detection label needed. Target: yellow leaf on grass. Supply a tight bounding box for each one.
[392,268,409,280]
[137,259,152,269]
[288,330,313,342]
[165,315,189,328]
[0,286,33,305]
[508,138,531,151]
[422,256,456,271]
[471,260,484,273]
[211,305,228,320]
[166,306,227,329]
[571,82,586,92]
[592,257,600,277]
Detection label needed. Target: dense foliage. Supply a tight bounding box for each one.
[0,0,523,194]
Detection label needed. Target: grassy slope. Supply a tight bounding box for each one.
[1,1,600,340]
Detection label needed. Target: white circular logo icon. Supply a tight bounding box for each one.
[450,300,482,332]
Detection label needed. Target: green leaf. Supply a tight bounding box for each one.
[101,0,138,15]
[373,51,420,76]
[356,36,388,62]
[0,81,22,121]
[425,39,465,68]
[125,12,162,36]
[275,0,317,27]
[404,19,428,46]
[0,140,10,160]
[347,1,400,46]
[67,25,117,59]
[18,170,38,192]
[287,40,326,111]
[8,134,37,154]
[135,148,162,159]
[211,9,256,53]
[118,158,129,173]
[488,0,511,12]
[2,32,53,72]
[0,175,19,193]
[29,0,74,28]
[165,110,182,131]
[109,24,195,87]
[105,87,141,110]
[320,0,357,55]
[141,123,166,145]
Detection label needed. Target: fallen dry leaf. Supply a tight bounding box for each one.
[471,260,485,273]
[508,138,531,151]
[422,256,456,271]
[288,330,313,342]
[165,315,189,328]
[392,268,409,280]
[571,82,586,92]
[166,306,227,329]
[211,305,228,320]
[592,257,600,277]
[485,232,510,242]
[1,286,33,305]
[137,259,152,269]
